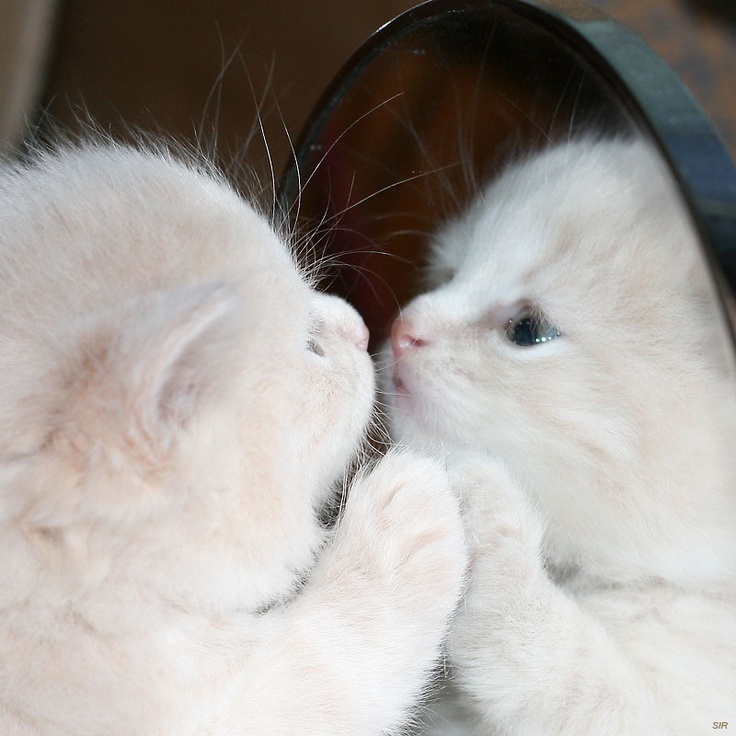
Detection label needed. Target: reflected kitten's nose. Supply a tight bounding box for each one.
[391,316,429,358]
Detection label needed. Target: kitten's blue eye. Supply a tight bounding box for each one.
[505,306,561,347]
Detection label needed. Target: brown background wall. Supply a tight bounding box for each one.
[38,0,735,179]
[40,0,417,177]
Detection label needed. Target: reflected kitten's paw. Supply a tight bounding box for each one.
[337,449,468,625]
[449,454,544,598]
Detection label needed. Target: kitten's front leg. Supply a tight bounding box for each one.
[231,449,467,735]
[446,454,667,736]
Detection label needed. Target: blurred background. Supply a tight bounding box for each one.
[0,0,734,178]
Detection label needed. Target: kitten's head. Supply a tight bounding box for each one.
[0,144,374,617]
[385,136,736,583]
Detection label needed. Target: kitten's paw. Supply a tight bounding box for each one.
[334,448,468,626]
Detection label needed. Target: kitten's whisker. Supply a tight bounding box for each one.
[288,92,407,214]
[310,165,457,235]
[548,65,578,147]
[251,61,278,213]
[498,92,552,145]
[196,27,243,161]
[566,73,586,148]
[276,95,303,239]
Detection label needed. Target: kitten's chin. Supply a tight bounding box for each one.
[391,366,411,397]
[390,378,415,419]
[387,400,443,456]
[383,352,420,412]
[381,348,451,450]
[386,381,422,434]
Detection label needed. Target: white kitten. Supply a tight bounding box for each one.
[0,141,467,734]
[383,137,736,735]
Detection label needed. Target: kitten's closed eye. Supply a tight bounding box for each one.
[307,338,325,357]
[307,318,325,357]
[505,305,561,347]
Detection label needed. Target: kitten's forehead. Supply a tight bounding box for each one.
[18,145,305,310]
[440,193,561,308]
[440,137,688,308]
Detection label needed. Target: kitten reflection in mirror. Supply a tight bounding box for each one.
[0,141,468,733]
[383,137,736,735]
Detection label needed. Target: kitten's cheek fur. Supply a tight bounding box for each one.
[297,304,375,483]
[302,350,375,458]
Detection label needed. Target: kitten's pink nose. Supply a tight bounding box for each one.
[354,322,370,351]
[391,316,428,358]
[342,319,370,351]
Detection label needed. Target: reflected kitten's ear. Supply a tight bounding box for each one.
[63,282,245,465]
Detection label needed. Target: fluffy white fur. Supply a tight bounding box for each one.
[383,137,736,735]
[0,143,468,734]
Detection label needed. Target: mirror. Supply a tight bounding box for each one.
[279,0,736,354]
[277,4,736,729]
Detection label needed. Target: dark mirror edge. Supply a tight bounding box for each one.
[279,0,736,329]
[519,0,736,298]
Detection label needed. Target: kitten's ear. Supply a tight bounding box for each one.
[123,281,243,420]
[67,282,245,463]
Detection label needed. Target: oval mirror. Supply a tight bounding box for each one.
[279,0,736,357]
